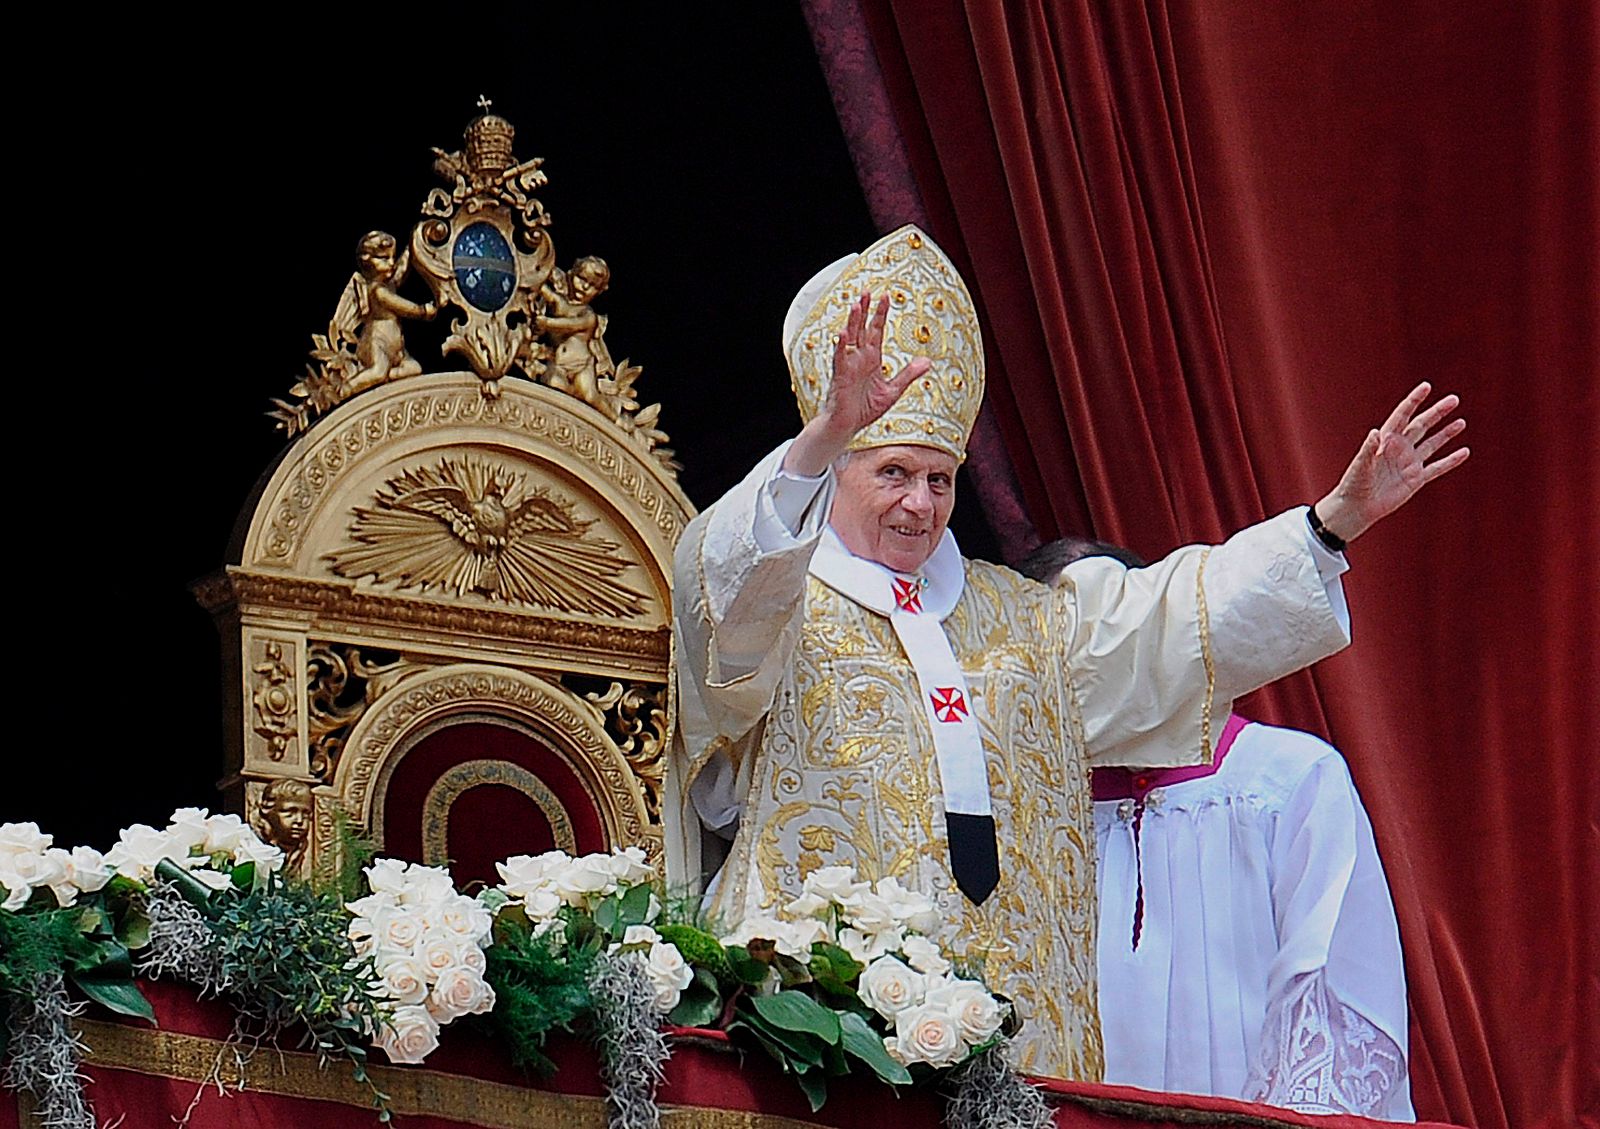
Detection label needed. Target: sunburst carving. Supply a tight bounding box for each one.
[328,457,648,618]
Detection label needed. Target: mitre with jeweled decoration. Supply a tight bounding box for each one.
[783,225,985,461]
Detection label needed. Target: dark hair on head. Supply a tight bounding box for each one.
[1017,537,1147,582]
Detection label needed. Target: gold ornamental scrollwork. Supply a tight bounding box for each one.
[270,105,676,473]
[306,643,426,784]
[326,456,649,618]
[578,680,669,825]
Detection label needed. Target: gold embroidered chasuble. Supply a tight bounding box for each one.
[669,445,1352,1082]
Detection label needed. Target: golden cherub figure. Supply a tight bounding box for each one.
[254,777,314,875]
[536,256,616,418]
[333,231,439,396]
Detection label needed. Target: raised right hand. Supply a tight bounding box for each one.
[785,292,931,477]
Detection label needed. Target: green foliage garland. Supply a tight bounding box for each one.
[483,912,598,1075]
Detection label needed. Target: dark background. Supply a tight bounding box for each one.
[12,10,998,847]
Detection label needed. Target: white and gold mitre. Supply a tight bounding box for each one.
[783,225,985,461]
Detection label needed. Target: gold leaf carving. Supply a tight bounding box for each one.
[328,457,648,619]
[251,640,297,762]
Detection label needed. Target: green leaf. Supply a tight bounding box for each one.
[69,941,155,1023]
[75,905,107,937]
[154,859,219,917]
[492,902,532,945]
[118,909,152,952]
[666,967,722,1028]
[230,861,257,891]
[724,944,771,986]
[810,943,863,994]
[839,1011,912,1086]
[616,882,653,929]
[593,892,621,935]
[795,1067,829,1112]
[731,1013,824,1067]
[751,990,842,1045]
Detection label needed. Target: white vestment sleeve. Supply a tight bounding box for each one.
[1249,750,1413,1118]
[672,441,835,833]
[1069,507,1352,770]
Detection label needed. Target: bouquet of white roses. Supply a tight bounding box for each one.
[677,865,1015,1111]
[346,859,496,1065]
[491,847,691,1014]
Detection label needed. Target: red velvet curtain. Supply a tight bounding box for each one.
[814,2,1598,1127]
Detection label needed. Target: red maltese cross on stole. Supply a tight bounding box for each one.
[930,686,969,723]
[892,577,924,613]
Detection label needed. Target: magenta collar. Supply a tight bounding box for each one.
[1091,713,1250,802]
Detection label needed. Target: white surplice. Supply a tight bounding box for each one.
[1096,720,1414,1119]
[667,440,1354,1080]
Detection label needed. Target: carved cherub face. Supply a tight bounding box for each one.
[263,791,313,847]
[570,259,610,304]
[357,232,399,281]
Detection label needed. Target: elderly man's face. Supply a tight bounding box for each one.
[831,444,958,573]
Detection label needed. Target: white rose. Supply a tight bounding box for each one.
[201,814,248,855]
[165,808,211,855]
[0,823,52,859]
[858,955,926,1021]
[427,966,495,1021]
[644,941,694,1014]
[802,866,870,908]
[838,925,905,965]
[847,891,900,936]
[882,1035,908,1065]
[398,865,456,909]
[374,1004,440,1065]
[189,868,235,892]
[554,854,618,906]
[495,851,571,898]
[438,896,493,943]
[11,848,71,905]
[897,935,951,977]
[232,834,284,878]
[1,868,29,911]
[645,891,662,924]
[376,955,430,1005]
[104,823,174,881]
[620,924,660,947]
[346,892,395,921]
[873,877,939,934]
[365,858,411,896]
[419,935,461,979]
[925,979,1007,1045]
[375,907,427,954]
[69,846,113,894]
[521,886,563,921]
[721,917,821,962]
[894,1002,967,1067]
[783,891,831,919]
[451,939,487,975]
[606,846,655,886]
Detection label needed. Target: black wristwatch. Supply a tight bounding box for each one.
[1308,504,1347,553]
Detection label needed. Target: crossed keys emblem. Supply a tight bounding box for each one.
[930,686,969,723]
[892,577,924,613]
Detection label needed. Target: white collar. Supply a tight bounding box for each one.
[809,525,965,619]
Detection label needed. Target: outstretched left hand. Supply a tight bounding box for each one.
[1315,382,1469,544]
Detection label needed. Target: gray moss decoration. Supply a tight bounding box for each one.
[135,882,228,995]
[0,971,94,1129]
[943,1039,1052,1129]
[586,950,671,1129]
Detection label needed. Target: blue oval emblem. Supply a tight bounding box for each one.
[453,223,517,312]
